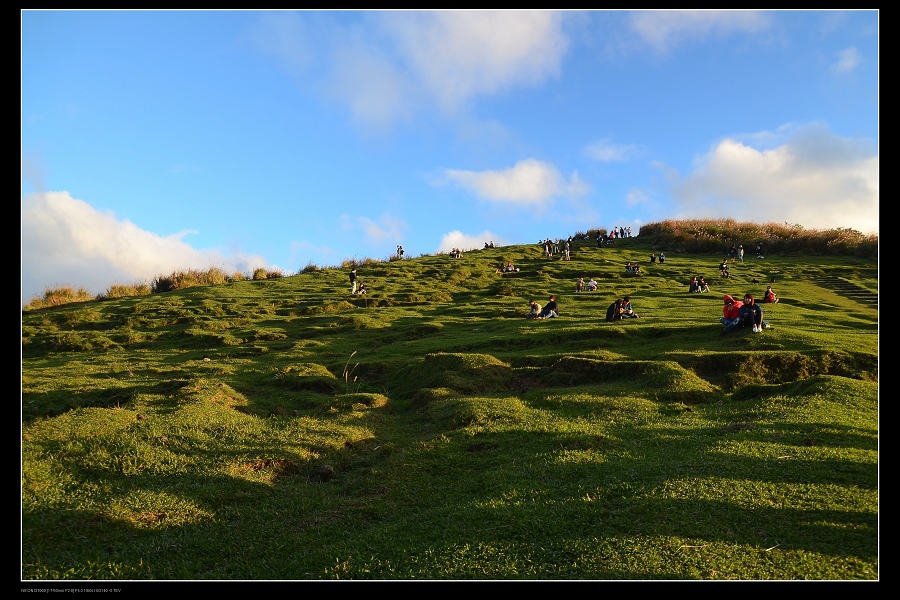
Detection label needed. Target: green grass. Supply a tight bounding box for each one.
[21,235,878,581]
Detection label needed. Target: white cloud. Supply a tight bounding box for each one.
[21,191,273,304]
[668,124,878,234]
[252,11,570,129]
[382,11,569,114]
[324,34,416,131]
[245,11,315,72]
[625,188,649,207]
[565,171,591,198]
[832,46,861,73]
[437,230,508,253]
[628,10,771,54]
[585,138,640,162]
[339,213,408,244]
[436,158,586,205]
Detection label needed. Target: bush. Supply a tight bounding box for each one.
[103,283,151,299]
[24,286,96,310]
[152,267,230,293]
[638,218,877,257]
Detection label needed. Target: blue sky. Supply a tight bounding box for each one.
[21,10,879,304]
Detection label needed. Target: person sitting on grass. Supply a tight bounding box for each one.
[537,294,559,319]
[576,277,585,293]
[587,278,598,291]
[621,295,639,318]
[720,294,742,334]
[689,276,701,293]
[606,298,625,322]
[698,277,710,293]
[719,259,730,278]
[527,300,542,320]
[496,261,518,274]
[764,285,779,303]
[739,293,765,333]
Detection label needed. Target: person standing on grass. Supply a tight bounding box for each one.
[349,268,357,294]
[738,244,744,262]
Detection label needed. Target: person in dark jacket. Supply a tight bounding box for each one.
[538,294,559,319]
[739,293,764,333]
[606,298,624,322]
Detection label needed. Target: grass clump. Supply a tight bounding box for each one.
[24,285,95,309]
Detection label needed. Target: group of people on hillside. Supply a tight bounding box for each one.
[540,237,576,259]
[688,276,710,293]
[705,240,768,290]
[728,244,745,264]
[606,296,639,321]
[347,238,779,332]
[575,277,598,292]
[608,226,633,239]
[497,261,519,273]
[348,269,368,295]
[720,293,770,333]
[528,295,559,320]
[528,289,641,322]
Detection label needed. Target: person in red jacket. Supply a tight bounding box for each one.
[720,294,742,333]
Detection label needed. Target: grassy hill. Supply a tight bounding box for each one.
[21,233,878,581]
